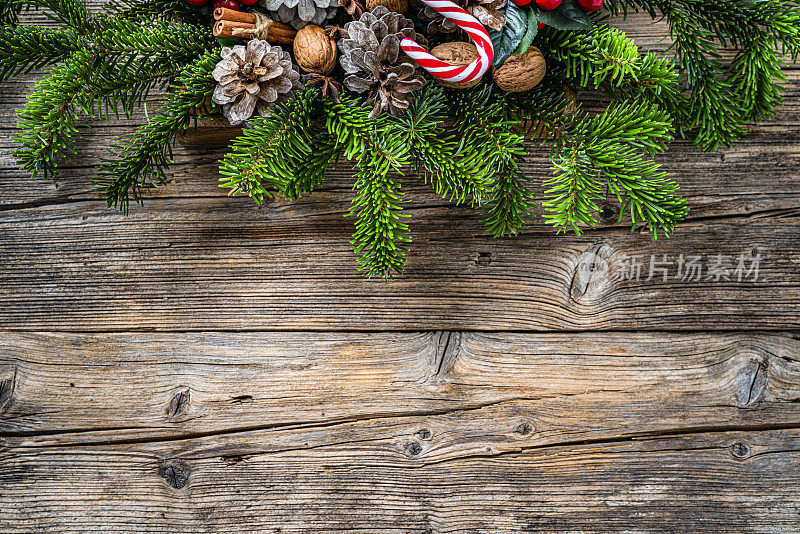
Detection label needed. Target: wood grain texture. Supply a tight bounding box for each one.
[2,331,799,445]
[0,201,796,330]
[2,429,799,532]
[2,332,800,532]
[0,14,798,331]
[2,6,800,531]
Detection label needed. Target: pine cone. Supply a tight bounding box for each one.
[260,0,340,29]
[339,6,427,118]
[212,39,303,126]
[413,0,459,34]
[466,0,506,31]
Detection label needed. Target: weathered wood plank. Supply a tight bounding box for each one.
[1,427,799,532]
[0,201,796,330]
[2,332,799,445]
[3,330,800,530]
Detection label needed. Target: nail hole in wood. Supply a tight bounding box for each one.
[476,252,493,266]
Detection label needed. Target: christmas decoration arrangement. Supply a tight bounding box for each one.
[1,0,799,277]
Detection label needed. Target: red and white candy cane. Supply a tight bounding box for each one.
[400,0,494,84]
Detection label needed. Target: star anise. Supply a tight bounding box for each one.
[304,73,342,103]
[340,0,364,18]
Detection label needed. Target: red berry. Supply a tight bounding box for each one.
[577,0,603,11]
[185,0,208,5]
[239,0,259,5]
[511,0,533,6]
[535,0,561,9]
[223,0,240,8]
[537,21,546,29]
[212,0,225,7]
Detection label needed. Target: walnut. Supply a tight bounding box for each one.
[365,0,408,13]
[492,46,546,93]
[293,24,337,75]
[430,42,482,89]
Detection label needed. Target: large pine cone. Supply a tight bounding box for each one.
[212,39,303,126]
[339,6,427,118]
[260,0,339,30]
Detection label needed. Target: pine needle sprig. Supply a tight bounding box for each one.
[542,101,687,237]
[605,0,800,149]
[0,25,81,82]
[97,49,218,211]
[218,89,319,205]
[448,85,532,237]
[390,84,489,206]
[11,47,94,179]
[25,0,90,31]
[283,128,339,201]
[349,152,411,278]
[110,0,211,25]
[543,146,603,233]
[0,0,23,24]
[541,24,684,116]
[326,94,412,277]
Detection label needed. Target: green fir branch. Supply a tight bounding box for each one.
[11,47,94,179]
[448,85,532,237]
[390,84,489,206]
[0,25,81,81]
[283,129,339,201]
[109,0,211,25]
[543,146,603,233]
[326,94,412,278]
[97,49,217,211]
[26,0,90,31]
[0,0,23,24]
[540,100,687,237]
[605,0,800,149]
[218,89,319,205]
[540,24,685,118]
[349,152,411,279]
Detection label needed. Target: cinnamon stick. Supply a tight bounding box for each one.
[212,19,296,45]
[213,20,255,39]
[214,7,256,24]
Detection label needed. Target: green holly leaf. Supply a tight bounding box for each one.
[535,0,592,31]
[489,3,528,66]
[514,8,539,56]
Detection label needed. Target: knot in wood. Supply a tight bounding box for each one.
[416,428,432,440]
[159,459,190,489]
[599,203,619,223]
[167,388,190,419]
[0,375,14,413]
[405,441,423,456]
[730,441,749,460]
[515,422,533,436]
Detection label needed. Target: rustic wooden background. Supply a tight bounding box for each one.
[1,6,800,532]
